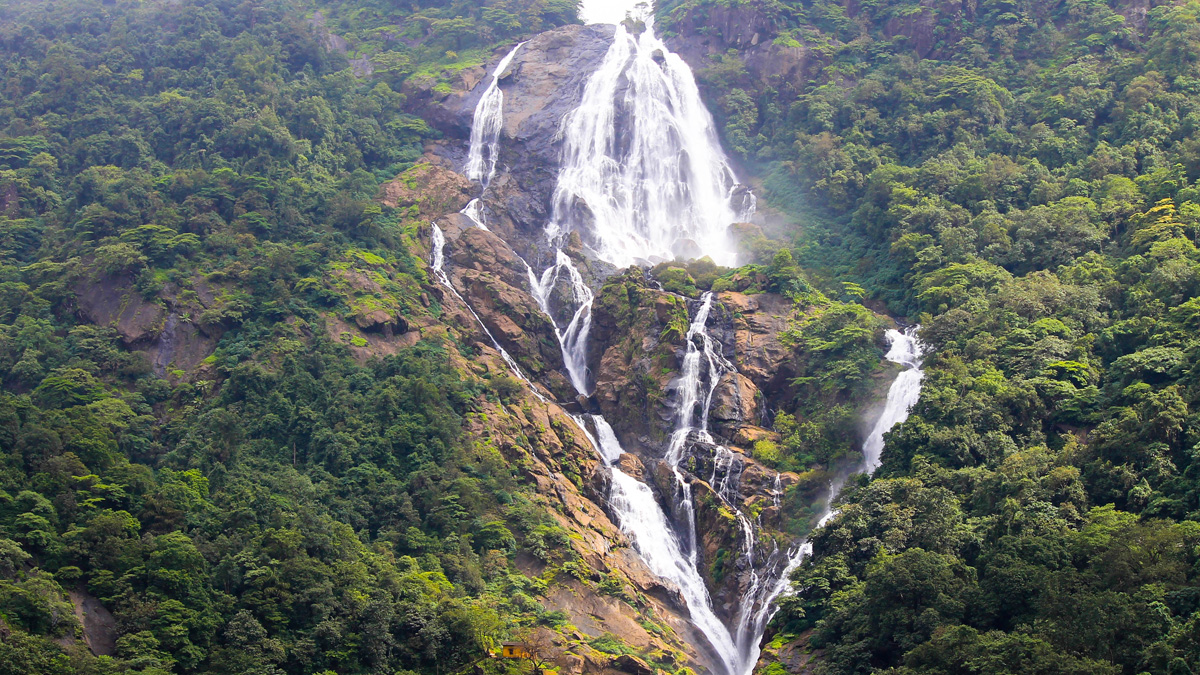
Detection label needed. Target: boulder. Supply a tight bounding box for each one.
[617,453,647,481]
[380,162,473,216]
[612,655,655,675]
[710,371,759,427]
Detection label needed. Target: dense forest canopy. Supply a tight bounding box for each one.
[0,0,1199,674]
[0,1,589,674]
[654,0,1200,673]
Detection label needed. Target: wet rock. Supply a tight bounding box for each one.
[589,271,685,441]
[617,453,647,481]
[453,351,709,671]
[442,215,530,288]
[717,291,796,397]
[415,24,615,261]
[434,217,572,397]
[710,371,759,429]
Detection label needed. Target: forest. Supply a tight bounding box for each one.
[655,0,1200,672]
[0,0,1198,674]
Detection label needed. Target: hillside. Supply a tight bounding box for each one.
[0,1,1198,675]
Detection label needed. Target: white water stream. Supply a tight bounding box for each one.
[429,225,547,403]
[547,5,747,267]
[863,327,925,474]
[735,326,926,672]
[461,42,525,231]
[439,6,925,675]
[465,42,524,187]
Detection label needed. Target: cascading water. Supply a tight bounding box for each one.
[578,417,743,674]
[529,4,761,669]
[442,4,808,674]
[663,293,798,673]
[863,326,925,474]
[461,42,524,230]
[735,326,926,674]
[546,5,750,267]
[465,42,524,187]
[527,252,594,394]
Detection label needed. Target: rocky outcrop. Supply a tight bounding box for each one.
[709,371,760,437]
[419,24,616,263]
[715,291,797,400]
[434,215,573,398]
[380,161,473,216]
[589,270,689,441]
[753,631,824,675]
[663,2,815,101]
[65,590,116,656]
[74,272,220,378]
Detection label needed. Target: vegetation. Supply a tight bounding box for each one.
[0,0,591,673]
[658,0,1200,672]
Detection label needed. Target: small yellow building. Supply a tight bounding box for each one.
[501,643,531,659]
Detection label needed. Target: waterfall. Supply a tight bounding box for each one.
[579,0,644,25]
[581,417,743,673]
[465,42,524,186]
[863,327,925,473]
[663,292,792,673]
[527,251,594,394]
[546,8,750,267]
[521,5,754,665]
[442,5,773,674]
[460,42,525,231]
[735,326,926,674]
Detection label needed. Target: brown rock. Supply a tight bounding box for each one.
[612,655,654,675]
[380,163,473,216]
[710,372,759,426]
[449,220,530,288]
[732,426,775,446]
[654,295,682,325]
[616,453,646,481]
[718,291,796,397]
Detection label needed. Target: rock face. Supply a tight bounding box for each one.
[66,590,116,656]
[380,161,473,216]
[714,291,798,401]
[425,245,725,674]
[74,272,220,378]
[586,275,810,623]
[434,214,574,399]
[589,269,688,441]
[754,632,824,675]
[664,4,815,102]
[420,23,616,264]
